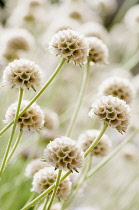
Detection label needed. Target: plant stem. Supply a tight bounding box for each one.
[47,170,62,210]
[0,58,65,137]
[42,196,49,210]
[84,123,108,158]
[0,88,24,176]
[87,129,139,179]
[6,129,23,165]
[65,60,90,137]
[123,50,139,71]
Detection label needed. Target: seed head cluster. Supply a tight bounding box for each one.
[44,136,84,171]
[5,100,44,131]
[32,167,72,199]
[49,29,89,64]
[89,95,131,133]
[3,59,42,90]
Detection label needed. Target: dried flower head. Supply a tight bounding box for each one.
[5,100,44,131]
[25,159,51,177]
[87,37,109,64]
[99,77,135,104]
[32,167,72,199]
[89,96,131,133]
[3,59,42,90]
[43,108,59,130]
[49,29,89,65]
[44,136,84,171]
[78,129,111,157]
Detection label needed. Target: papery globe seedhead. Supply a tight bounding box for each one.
[78,129,111,157]
[89,96,131,134]
[87,37,108,64]
[32,167,72,199]
[5,100,44,131]
[99,77,135,104]
[25,159,51,177]
[44,136,84,171]
[49,29,89,65]
[3,59,42,90]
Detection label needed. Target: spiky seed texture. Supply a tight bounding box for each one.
[78,129,111,157]
[43,108,59,130]
[3,59,42,90]
[99,77,135,104]
[25,159,51,177]
[44,136,84,171]
[32,167,72,199]
[5,100,44,131]
[49,29,89,65]
[89,96,131,134]
[87,37,109,64]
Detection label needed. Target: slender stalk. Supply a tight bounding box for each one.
[6,129,23,165]
[87,129,139,179]
[47,170,62,210]
[123,50,139,71]
[84,123,108,158]
[0,88,24,176]
[42,196,49,210]
[62,155,92,210]
[65,60,90,137]
[0,58,65,136]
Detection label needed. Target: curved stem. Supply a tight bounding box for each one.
[65,60,90,137]
[84,123,108,158]
[47,170,62,210]
[87,129,139,179]
[0,88,24,176]
[0,58,65,136]
[123,50,139,71]
[6,129,23,165]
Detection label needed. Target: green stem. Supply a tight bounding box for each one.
[0,88,24,176]
[123,50,139,71]
[65,60,90,137]
[62,155,92,210]
[84,123,108,158]
[87,129,139,179]
[6,129,23,165]
[42,196,49,210]
[0,58,65,136]
[47,170,62,210]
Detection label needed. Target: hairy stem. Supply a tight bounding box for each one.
[0,88,24,176]
[0,58,65,136]
[65,60,90,137]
